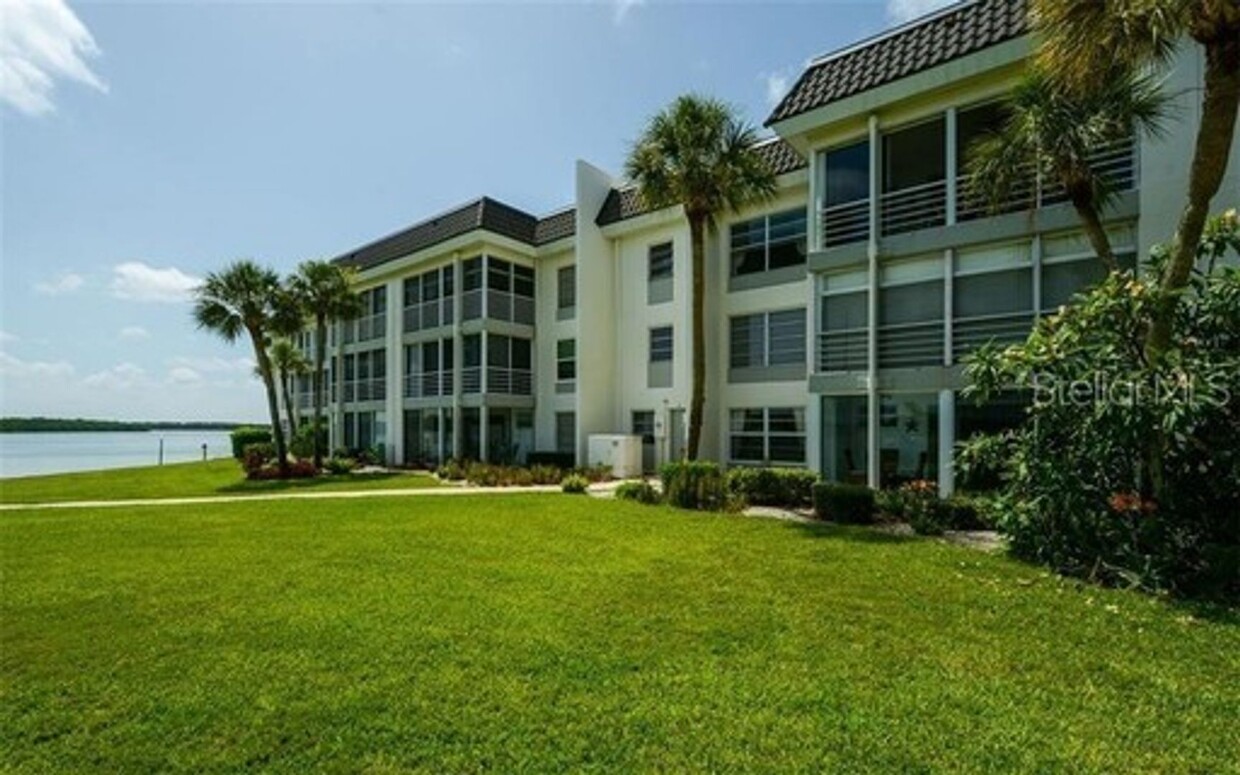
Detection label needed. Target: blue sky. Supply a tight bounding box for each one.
[1,0,951,421]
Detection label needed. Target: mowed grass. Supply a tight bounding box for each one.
[2,495,1237,773]
[0,458,439,504]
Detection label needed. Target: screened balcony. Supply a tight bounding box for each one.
[815,101,1137,249]
[459,256,535,326]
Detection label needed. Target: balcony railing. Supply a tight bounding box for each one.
[343,378,386,403]
[461,366,482,394]
[344,313,385,345]
[821,198,870,248]
[818,136,1136,247]
[952,312,1035,360]
[403,371,454,399]
[485,291,536,326]
[461,290,482,321]
[486,367,533,396]
[881,179,947,237]
[818,329,868,373]
[403,299,455,333]
[877,320,944,368]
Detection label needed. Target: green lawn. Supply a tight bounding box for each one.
[0,458,439,504]
[1,495,1236,772]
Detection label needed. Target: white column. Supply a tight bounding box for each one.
[452,255,463,459]
[945,106,958,226]
[809,147,823,251]
[943,248,954,367]
[387,278,403,466]
[1031,233,1043,318]
[938,389,955,497]
[866,114,881,489]
[480,405,490,463]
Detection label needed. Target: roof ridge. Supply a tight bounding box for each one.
[807,0,978,68]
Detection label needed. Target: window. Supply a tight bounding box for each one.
[729,407,805,465]
[632,411,655,443]
[463,257,483,291]
[819,269,869,373]
[556,412,576,455]
[513,264,535,299]
[824,140,870,207]
[883,117,945,193]
[729,209,808,277]
[649,326,673,363]
[730,309,806,370]
[557,265,576,311]
[557,339,576,382]
[648,243,673,281]
[878,256,944,368]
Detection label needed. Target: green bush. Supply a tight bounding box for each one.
[573,464,614,483]
[874,488,905,522]
[241,442,276,478]
[436,459,468,481]
[323,457,356,475]
[289,422,326,460]
[813,483,875,524]
[961,214,1240,598]
[942,494,993,530]
[230,427,272,460]
[529,465,564,485]
[900,480,947,536]
[726,467,818,508]
[561,474,589,494]
[660,461,728,511]
[615,480,661,505]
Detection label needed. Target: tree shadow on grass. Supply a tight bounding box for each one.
[215,471,423,495]
[777,518,918,545]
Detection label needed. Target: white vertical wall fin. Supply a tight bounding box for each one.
[866,114,881,489]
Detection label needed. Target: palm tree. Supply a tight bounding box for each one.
[289,260,363,467]
[1030,0,1240,355]
[269,338,310,440]
[193,260,291,476]
[965,68,1169,271]
[625,95,779,460]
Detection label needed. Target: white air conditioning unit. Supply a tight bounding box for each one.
[587,434,643,479]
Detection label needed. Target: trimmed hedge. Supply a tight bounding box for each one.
[660,461,728,511]
[230,426,272,460]
[561,474,589,494]
[615,480,661,505]
[813,483,876,524]
[726,467,818,508]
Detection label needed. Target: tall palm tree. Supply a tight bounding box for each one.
[289,260,363,467]
[194,260,290,476]
[1030,0,1240,355]
[625,95,778,460]
[965,68,1170,271]
[269,338,310,439]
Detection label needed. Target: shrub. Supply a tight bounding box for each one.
[813,483,875,524]
[289,422,326,460]
[961,214,1240,598]
[942,494,993,530]
[529,465,564,485]
[726,467,819,508]
[874,488,906,522]
[900,480,947,536]
[241,442,276,478]
[561,474,589,494]
[615,480,661,505]
[249,459,318,481]
[324,457,356,475]
[355,446,385,467]
[660,461,728,511]
[436,459,468,481]
[231,427,272,460]
[574,464,614,483]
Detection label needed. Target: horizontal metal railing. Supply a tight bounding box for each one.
[486,368,533,396]
[461,367,482,394]
[1041,138,1135,205]
[818,329,868,373]
[343,378,386,403]
[821,198,870,248]
[881,179,947,236]
[952,312,1035,359]
[461,290,483,321]
[345,313,385,344]
[403,371,453,399]
[877,320,944,368]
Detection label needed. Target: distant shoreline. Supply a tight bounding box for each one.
[1,418,256,434]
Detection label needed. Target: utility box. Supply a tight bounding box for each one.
[587,434,643,479]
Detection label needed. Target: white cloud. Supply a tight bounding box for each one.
[0,0,107,116]
[82,362,147,390]
[167,366,203,385]
[168,355,255,375]
[118,325,150,340]
[765,72,791,108]
[110,261,201,303]
[0,331,17,344]
[0,350,75,379]
[886,0,956,24]
[34,271,84,295]
[612,0,645,25]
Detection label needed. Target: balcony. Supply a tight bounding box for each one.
[821,199,869,248]
[818,329,868,373]
[403,299,455,333]
[461,366,482,394]
[952,312,1035,360]
[344,313,386,345]
[404,371,453,399]
[880,180,947,237]
[343,378,386,403]
[877,320,944,368]
[485,367,533,396]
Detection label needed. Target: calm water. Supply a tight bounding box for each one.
[0,431,235,479]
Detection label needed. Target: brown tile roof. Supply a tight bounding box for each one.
[595,138,807,226]
[334,197,576,271]
[766,0,1028,126]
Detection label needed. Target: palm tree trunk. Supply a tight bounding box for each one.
[252,331,290,476]
[686,214,707,461]
[1068,191,1118,272]
[312,315,327,468]
[281,370,298,438]
[1147,37,1240,359]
